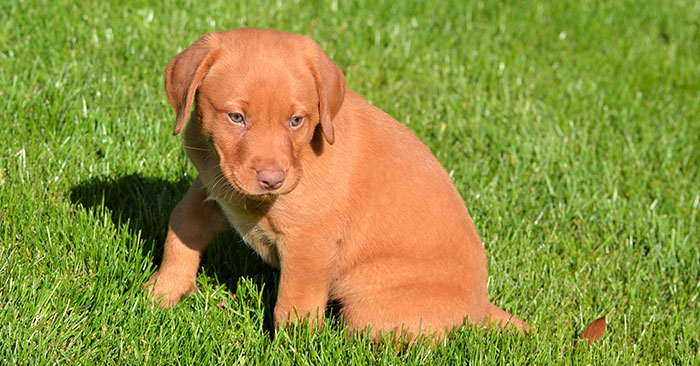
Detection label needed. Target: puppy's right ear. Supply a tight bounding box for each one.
[165,34,221,136]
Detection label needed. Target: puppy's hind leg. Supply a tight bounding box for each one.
[145,177,230,307]
[483,302,530,332]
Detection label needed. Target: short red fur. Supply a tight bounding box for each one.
[146,28,529,340]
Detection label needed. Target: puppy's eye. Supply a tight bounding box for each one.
[228,113,245,124]
[290,116,304,128]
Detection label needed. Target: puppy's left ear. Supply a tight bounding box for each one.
[165,33,221,136]
[308,42,345,144]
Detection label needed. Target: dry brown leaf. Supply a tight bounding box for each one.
[580,316,606,345]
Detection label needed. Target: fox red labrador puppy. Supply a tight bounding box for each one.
[146,28,528,340]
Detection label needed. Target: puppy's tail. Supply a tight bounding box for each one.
[486,303,606,345]
[485,302,531,332]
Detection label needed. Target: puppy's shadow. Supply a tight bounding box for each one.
[69,173,278,332]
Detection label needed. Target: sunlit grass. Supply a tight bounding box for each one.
[1,0,698,364]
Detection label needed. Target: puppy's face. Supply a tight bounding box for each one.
[164,29,345,199]
[196,55,319,197]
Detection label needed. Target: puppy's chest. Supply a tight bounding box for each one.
[217,200,282,268]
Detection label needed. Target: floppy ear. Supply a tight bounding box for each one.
[308,43,345,145]
[165,33,221,136]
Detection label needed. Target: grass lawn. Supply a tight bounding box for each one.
[1,0,699,364]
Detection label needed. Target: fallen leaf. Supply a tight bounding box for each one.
[580,316,606,345]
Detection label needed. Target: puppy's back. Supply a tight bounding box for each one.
[328,91,491,338]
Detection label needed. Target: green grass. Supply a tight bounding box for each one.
[1,0,699,364]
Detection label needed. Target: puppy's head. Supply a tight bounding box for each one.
[164,28,345,197]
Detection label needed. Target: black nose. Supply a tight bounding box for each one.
[255,169,286,190]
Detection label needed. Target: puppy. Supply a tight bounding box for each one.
[147,28,528,340]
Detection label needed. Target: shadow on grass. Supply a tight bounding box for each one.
[69,173,278,332]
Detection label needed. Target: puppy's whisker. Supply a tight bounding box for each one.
[211,173,228,196]
[184,145,209,152]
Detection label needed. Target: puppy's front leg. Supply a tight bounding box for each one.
[274,235,337,329]
[146,177,229,307]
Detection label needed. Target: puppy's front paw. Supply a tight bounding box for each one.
[143,270,195,308]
